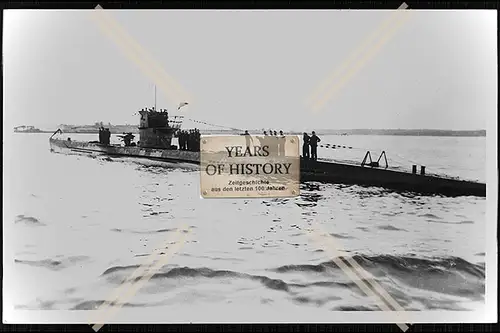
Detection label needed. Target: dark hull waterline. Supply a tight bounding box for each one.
[49,138,486,198]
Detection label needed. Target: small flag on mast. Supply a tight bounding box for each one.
[178,102,189,110]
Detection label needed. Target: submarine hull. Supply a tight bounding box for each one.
[49,137,199,164]
[49,137,486,198]
[300,159,485,198]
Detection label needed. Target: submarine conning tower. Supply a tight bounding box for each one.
[138,107,184,149]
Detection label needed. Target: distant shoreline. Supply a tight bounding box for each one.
[14,128,486,137]
[312,129,486,137]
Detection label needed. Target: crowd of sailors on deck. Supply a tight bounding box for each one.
[177,128,201,152]
[242,130,321,161]
[302,131,321,161]
[98,127,111,145]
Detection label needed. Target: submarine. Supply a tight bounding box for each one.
[49,107,486,198]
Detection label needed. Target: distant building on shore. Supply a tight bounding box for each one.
[57,123,139,134]
[13,125,42,133]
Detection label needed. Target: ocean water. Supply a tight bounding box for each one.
[4,133,486,318]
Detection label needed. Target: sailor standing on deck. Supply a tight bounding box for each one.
[302,132,310,159]
[181,131,187,150]
[278,130,286,157]
[105,128,111,145]
[178,130,184,150]
[266,130,275,156]
[189,129,196,151]
[256,131,268,151]
[194,128,201,152]
[184,130,189,150]
[309,131,321,161]
[176,130,181,150]
[242,130,254,150]
[186,130,193,151]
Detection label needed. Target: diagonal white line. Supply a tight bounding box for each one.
[90,5,193,109]
[88,225,190,331]
[306,2,409,107]
[343,252,407,313]
[88,228,179,318]
[311,9,414,113]
[308,229,410,331]
[319,231,409,314]
[85,5,199,331]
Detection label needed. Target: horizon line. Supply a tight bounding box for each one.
[12,124,487,132]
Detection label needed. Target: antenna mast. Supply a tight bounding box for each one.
[154,85,157,111]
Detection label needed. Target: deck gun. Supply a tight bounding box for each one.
[118,132,136,147]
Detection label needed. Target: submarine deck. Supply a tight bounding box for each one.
[49,137,486,198]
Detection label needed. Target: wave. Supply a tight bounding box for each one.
[71,300,155,310]
[272,254,485,303]
[15,214,45,226]
[377,224,407,231]
[273,254,484,278]
[101,254,484,283]
[418,213,442,219]
[426,220,475,225]
[27,253,485,311]
[334,305,377,311]
[14,256,90,271]
[283,255,482,302]
[330,233,356,239]
[101,265,292,292]
[111,228,176,234]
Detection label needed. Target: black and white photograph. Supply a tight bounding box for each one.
[2,6,497,328]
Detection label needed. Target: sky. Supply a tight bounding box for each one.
[3,9,497,132]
